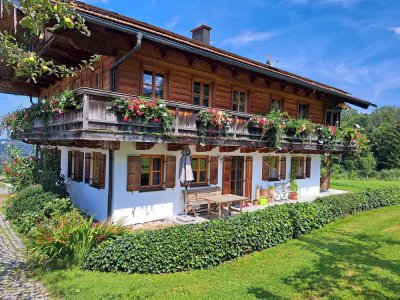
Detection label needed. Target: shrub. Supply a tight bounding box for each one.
[29,209,127,264]
[83,188,400,274]
[5,185,73,234]
[379,168,400,181]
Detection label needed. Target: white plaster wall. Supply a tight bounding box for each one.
[111,143,322,225]
[59,146,109,221]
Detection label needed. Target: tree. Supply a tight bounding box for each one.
[0,0,99,83]
[358,151,376,180]
[370,122,400,170]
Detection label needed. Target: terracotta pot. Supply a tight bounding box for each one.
[289,192,298,200]
[253,199,259,206]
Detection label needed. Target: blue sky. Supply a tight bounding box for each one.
[1,0,400,137]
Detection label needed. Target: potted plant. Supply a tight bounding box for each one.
[259,196,268,206]
[259,188,268,198]
[289,180,298,200]
[267,185,276,201]
[253,199,259,206]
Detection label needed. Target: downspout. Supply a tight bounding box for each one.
[110,32,143,92]
[107,149,114,219]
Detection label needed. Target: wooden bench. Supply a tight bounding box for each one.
[184,186,221,216]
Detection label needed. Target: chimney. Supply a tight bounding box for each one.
[191,24,212,45]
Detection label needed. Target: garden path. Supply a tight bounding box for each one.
[0,194,49,300]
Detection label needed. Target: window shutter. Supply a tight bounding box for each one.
[127,156,141,191]
[165,156,176,188]
[306,157,311,178]
[74,151,84,182]
[280,156,286,180]
[262,157,270,181]
[67,151,73,178]
[209,156,218,184]
[85,153,91,184]
[98,154,106,189]
[245,156,253,199]
[222,157,232,195]
[93,153,99,186]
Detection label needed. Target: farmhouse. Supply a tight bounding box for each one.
[0,1,375,224]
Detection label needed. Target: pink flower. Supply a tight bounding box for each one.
[123,116,129,122]
[153,118,159,123]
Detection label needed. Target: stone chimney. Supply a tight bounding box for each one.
[191,24,212,45]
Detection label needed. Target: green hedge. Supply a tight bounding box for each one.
[82,188,400,274]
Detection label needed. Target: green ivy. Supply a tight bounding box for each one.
[82,188,400,274]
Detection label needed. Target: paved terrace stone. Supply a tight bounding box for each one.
[0,209,49,299]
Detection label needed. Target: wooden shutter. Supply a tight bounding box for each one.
[209,156,218,184]
[99,154,106,189]
[92,153,99,186]
[262,157,270,181]
[85,153,91,184]
[222,157,232,195]
[306,157,311,178]
[127,156,141,191]
[279,156,286,180]
[74,151,84,182]
[67,151,73,178]
[245,156,253,199]
[165,156,176,188]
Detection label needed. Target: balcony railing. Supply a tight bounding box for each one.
[25,88,355,152]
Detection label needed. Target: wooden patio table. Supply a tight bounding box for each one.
[204,194,248,218]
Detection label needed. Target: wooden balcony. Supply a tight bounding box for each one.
[22,88,355,153]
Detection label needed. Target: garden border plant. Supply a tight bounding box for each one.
[83,187,400,274]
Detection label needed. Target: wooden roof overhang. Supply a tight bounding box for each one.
[73,1,376,109]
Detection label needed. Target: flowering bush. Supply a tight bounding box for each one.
[106,96,174,132]
[337,125,364,146]
[1,144,35,191]
[0,109,32,138]
[317,125,337,149]
[39,89,80,121]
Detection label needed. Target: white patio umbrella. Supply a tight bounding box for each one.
[180,146,194,216]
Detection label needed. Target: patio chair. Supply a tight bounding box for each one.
[274,183,284,202]
[282,182,290,201]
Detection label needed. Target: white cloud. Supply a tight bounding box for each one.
[221,30,279,47]
[389,27,400,39]
[165,16,179,30]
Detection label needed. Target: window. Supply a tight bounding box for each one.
[143,70,164,98]
[271,96,284,112]
[325,110,340,126]
[191,156,208,185]
[262,156,286,181]
[291,156,311,179]
[232,89,247,112]
[298,103,310,119]
[92,152,106,189]
[193,81,210,106]
[140,155,163,189]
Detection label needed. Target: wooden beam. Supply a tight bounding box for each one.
[240,147,258,153]
[210,62,218,73]
[136,142,155,150]
[219,146,239,152]
[250,74,257,83]
[187,57,195,66]
[258,147,275,153]
[231,68,238,78]
[167,143,186,151]
[196,144,216,152]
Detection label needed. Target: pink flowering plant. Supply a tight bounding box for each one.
[1,109,32,139]
[106,96,174,132]
[197,107,232,145]
[39,89,80,121]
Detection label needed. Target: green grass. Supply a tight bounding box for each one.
[36,206,400,300]
[331,178,400,192]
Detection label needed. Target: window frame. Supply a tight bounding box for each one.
[232,88,247,112]
[270,95,284,112]
[292,156,306,179]
[139,154,164,190]
[141,67,166,99]
[192,80,211,107]
[191,155,209,185]
[325,109,341,126]
[92,67,103,90]
[297,102,310,119]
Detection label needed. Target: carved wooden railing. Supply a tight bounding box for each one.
[27,88,355,152]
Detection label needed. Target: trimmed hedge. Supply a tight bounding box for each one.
[82,188,400,274]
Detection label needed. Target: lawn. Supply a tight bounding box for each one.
[331,178,400,192]
[36,205,400,300]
